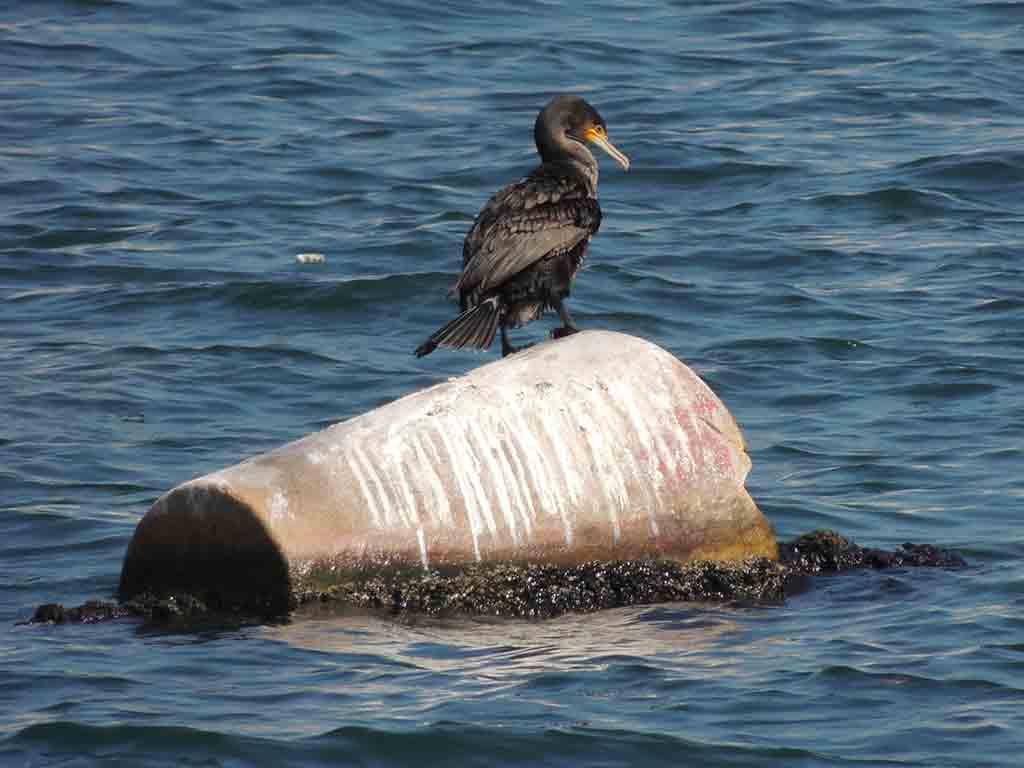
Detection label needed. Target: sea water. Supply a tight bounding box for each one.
[2,2,1022,765]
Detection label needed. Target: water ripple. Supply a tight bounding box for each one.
[2,1,1023,766]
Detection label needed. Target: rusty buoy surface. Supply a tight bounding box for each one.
[119,331,776,611]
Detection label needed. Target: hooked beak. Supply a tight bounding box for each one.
[583,126,630,171]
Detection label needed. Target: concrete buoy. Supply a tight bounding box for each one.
[119,331,776,612]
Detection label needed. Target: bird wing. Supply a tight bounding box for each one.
[455,171,601,296]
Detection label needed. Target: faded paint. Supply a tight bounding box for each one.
[121,331,777,605]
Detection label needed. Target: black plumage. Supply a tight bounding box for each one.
[415,94,629,358]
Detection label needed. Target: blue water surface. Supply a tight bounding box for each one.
[2,1,1023,765]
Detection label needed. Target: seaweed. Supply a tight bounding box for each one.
[22,530,966,625]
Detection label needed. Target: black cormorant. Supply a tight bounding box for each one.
[414,94,629,358]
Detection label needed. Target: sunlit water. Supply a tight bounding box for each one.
[2,1,1023,765]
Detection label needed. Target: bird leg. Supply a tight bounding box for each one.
[551,298,579,340]
[500,325,517,357]
[500,324,537,357]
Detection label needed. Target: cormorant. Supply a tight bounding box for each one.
[414,94,629,358]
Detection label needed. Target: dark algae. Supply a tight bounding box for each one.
[779,530,966,573]
[25,593,210,626]
[293,530,964,618]
[295,557,787,619]
[24,530,965,625]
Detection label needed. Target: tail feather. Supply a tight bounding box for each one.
[414,300,501,358]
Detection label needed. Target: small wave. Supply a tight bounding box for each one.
[972,297,1024,314]
[0,178,65,198]
[2,38,145,67]
[773,390,844,407]
[816,665,1016,694]
[109,342,339,365]
[47,0,137,9]
[4,201,163,252]
[5,268,452,319]
[2,721,840,767]
[891,380,998,399]
[1,532,127,561]
[810,186,970,218]
[899,151,1024,189]
[633,161,797,188]
[19,271,447,321]
[209,272,450,313]
[425,38,526,59]
[0,263,234,287]
[96,186,201,205]
[6,223,159,252]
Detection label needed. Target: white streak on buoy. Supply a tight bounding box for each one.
[269,489,291,525]
[613,382,663,538]
[670,410,696,481]
[379,433,416,529]
[466,416,518,546]
[534,402,579,547]
[650,368,693,487]
[416,526,429,570]
[490,391,536,541]
[495,425,532,543]
[506,405,557,539]
[675,410,698,482]
[452,415,497,539]
[435,420,482,562]
[421,433,456,527]
[500,433,535,540]
[412,434,449,527]
[390,457,418,529]
[349,440,385,528]
[578,385,627,544]
[646,395,679,489]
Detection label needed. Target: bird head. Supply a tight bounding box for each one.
[535,94,630,172]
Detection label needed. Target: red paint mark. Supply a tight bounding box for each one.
[678,413,701,469]
[695,394,718,418]
[712,440,734,475]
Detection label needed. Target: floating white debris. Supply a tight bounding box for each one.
[295,253,326,265]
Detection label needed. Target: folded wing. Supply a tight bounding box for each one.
[454,172,602,300]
